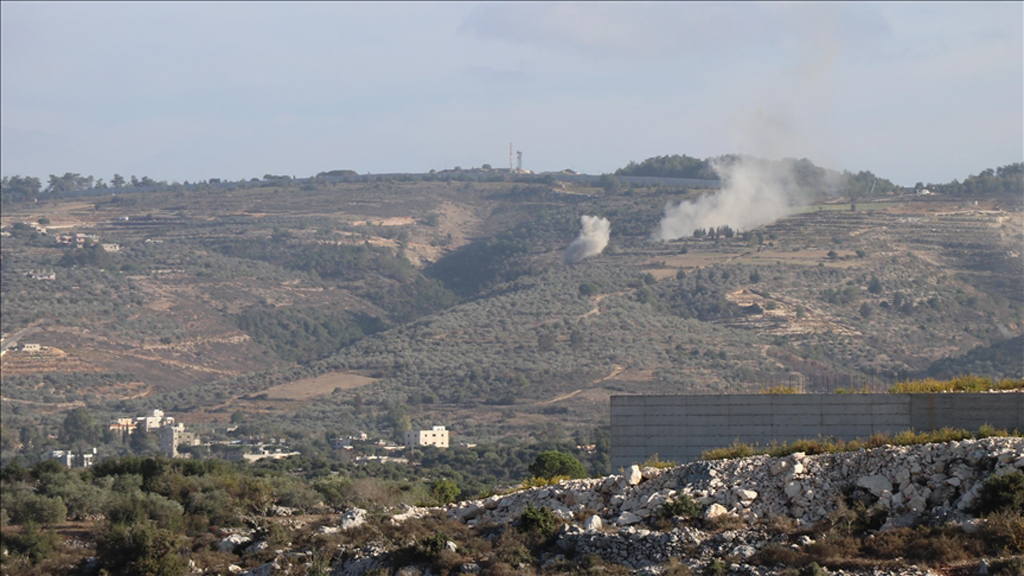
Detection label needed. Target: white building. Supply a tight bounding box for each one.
[136,409,175,433]
[159,423,201,458]
[48,448,97,468]
[404,425,449,449]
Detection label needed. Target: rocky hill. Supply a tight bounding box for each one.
[244,437,1024,576]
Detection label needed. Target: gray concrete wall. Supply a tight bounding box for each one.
[611,393,1024,469]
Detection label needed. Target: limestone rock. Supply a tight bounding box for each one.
[627,465,643,486]
[856,474,893,497]
[617,511,642,525]
[339,508,368,530]
[219,533,252,553]
[704,503,729,519]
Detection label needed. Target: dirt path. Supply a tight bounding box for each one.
[577,291,629,321]
[540,364,624,405]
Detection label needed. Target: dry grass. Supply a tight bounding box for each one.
[889,376,1024,393]
[261,371,376,401]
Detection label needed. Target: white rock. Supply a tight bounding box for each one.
[244,540,268,554]
[455,504,483,521]
[616,511,642,525]
[704,503,729,519]
[228,566,244,575]
[584,515,603,532]
[242,562,279,576]
[219,533,251,553]
[627,465,643,486]
[856,475,893,497]
[340,508,368,530]
[732,545,757,559]
[733,488,758,502]
[784,481,803,500]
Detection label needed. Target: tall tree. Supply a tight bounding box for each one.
[60,408,101,445]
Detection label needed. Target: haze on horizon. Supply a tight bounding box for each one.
[2,2,1021,187]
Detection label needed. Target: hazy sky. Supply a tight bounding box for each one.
[2,2,1021,186]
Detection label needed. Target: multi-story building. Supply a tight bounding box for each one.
[159,423,201,458]
[404,425,449,448]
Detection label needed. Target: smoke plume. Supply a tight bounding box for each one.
[564,215,611,264]
[650,156,808,242]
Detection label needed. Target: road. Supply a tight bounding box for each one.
[0,319,46,357]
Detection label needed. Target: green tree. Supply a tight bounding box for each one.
[60,408,101,445]
[95,522,187,576]
[129,427,160,455]
[1,175,42,202]
[868,276,882,294]
[528,450,587,479]
[429,478,461,505]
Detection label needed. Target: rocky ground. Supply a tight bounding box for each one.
[216,437,1024,576]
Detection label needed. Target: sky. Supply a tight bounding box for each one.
[2,2,1021,186]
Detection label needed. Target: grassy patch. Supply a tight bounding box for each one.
[889,376,1024,393]
[701,426,1021,461]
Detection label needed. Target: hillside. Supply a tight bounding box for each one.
[1,161,1022,458]
[3,435,1020,576]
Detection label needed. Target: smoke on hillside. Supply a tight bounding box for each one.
[651,156,813,242]
[564,215,611,264]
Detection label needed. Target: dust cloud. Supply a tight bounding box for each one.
[564,215,611,264]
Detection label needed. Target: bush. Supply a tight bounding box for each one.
[1,521,60,563]
[528,451,587,480]
[429,479,461,505]
[704,558,727,576]
[517,504,558,536]
[642,454,677,469]
[978,511,1024,554]
[975,472,1024,516]
[95,522,187,576]
[659,495,701,520]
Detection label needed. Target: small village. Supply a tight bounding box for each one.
[42,408,456,470]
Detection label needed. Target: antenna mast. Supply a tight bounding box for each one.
[516,150,522,172]
[509,143,514,172]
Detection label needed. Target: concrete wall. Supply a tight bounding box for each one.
[611,393,1024,469]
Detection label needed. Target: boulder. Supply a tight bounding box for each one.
[219,533,252,553]
[856,475,893,497]
[583,515,603,532]
[704,503,729,519]
[339,508,368,531]
[627,465,643,486]
[616,511,642,525]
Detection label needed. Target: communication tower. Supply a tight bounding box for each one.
[516,150,523,172]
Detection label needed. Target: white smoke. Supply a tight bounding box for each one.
[650,156,806,242]
[564,215,611,264]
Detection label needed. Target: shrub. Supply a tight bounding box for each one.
[750,543,806,567]
[517,504,558,536]
[799,563,828,576]
[528,451,587,480]
[975,472,1024,516]
[1,521,60,563]
[659,495,701,520]
[429,479,461,505]
[95,522,187,576]
[704,558,727,576]
[642,453,678,469]
[978,511,1024,554]
[420,532,450,559]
